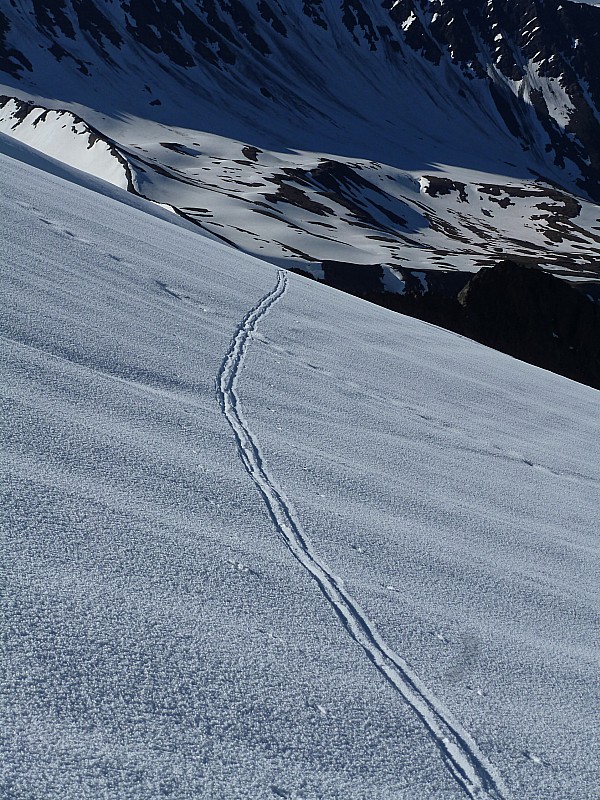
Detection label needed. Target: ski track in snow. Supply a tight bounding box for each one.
[216,269,509,800]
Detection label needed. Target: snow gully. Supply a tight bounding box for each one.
[215,269,508,800]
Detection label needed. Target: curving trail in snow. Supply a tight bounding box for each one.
[216,269,509,800]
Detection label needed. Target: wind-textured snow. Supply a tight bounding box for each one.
[1,135,599,799]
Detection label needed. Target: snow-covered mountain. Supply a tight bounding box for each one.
[1,1,600,290]
[2,126,600,800]
[2,5,600,798]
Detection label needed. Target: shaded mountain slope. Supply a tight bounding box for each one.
[336,259,600,390]
[0,1,600,286]
[1,0,600,195]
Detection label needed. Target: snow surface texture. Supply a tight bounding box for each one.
[1,136,599,799]
[216,269,506,800]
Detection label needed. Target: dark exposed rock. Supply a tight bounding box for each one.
[423,176,468,203]
[0,10,32,77]
[241,145,262,162]
[31,0,76,39]
[298,160,408,231]
[458,260,600,389]
[297,259,600,391]
[73,0,122,52]
[302,0,328,30]
[257,1,287,37]
[341,0,379,49]
[264,178,334,216]
[385,0,442,63]
[323,262,384,294]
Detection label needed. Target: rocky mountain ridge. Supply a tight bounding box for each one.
[297,258,600,389]
[2,1,599,193]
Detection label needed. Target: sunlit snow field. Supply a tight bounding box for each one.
[1,136,599,799]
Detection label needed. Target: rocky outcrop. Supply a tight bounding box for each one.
[458,260,600,389]
[307,259,600,391]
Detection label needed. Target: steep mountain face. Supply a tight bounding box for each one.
[1,0,600,289]
[388,0,600,200]
[458,259,600,387]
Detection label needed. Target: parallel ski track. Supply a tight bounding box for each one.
[216,269,508,800]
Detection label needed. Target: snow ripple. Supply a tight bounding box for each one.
[216,269,508,800]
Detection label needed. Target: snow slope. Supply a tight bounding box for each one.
[1,134,599,799]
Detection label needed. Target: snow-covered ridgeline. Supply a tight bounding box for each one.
[0,96,134,191]
[2,92,600,285]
